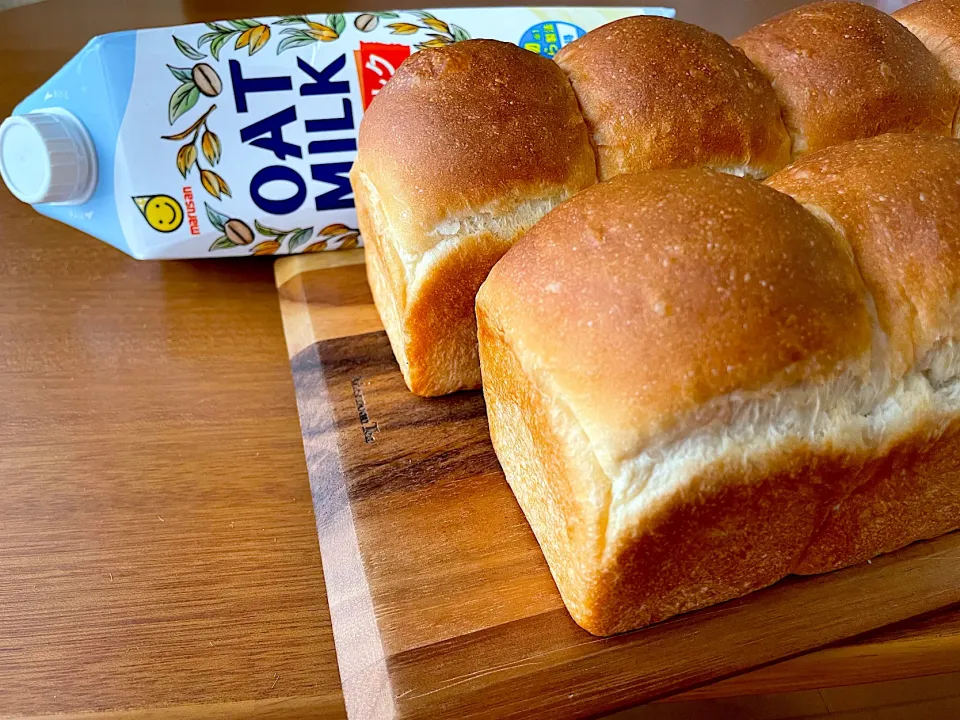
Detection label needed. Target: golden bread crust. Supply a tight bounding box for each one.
[895,0,960,130]
[768,133,960,574]
[767,133,960,378]
[353,165,411,384]
[356,39,597,254]
[352,40,597,396]
[477,170,879,635]
[401,232,513,395]
[555,16,791,179]
[591,447,866,633]
[480,170,873,460]
[735,1,957,156]
[797,420,960,573]
[477,305,611,631]
[478,137,960,634]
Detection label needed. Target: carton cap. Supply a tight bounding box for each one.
[0,110,97,206]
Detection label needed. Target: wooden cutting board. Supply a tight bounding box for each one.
[275,250,960,720]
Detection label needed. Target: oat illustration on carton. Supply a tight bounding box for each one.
[162,105,230,201]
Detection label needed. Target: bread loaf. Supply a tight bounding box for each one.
[476,169,875,635]
[356,6,960,398]
[351,40,596,396]
[735,1,957,157]
[766,133,960,574]
[895,0,960,134]
[554,16,790,180]
[351,5,960,636]
[477,133,960,635]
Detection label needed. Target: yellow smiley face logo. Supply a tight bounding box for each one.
[133,195,184,233]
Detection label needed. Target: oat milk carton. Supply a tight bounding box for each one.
[0,7,673,259]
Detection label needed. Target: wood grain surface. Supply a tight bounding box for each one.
[1,3,353,718]
[276,250,960,720]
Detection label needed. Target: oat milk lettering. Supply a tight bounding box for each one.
[0,7,672,259]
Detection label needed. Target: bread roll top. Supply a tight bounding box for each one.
[735,1,957,156]
[554,16,790,180]
[767,133,960,380]
[895,0,960,133]
[477,169,874,463]
[354,39,596,256]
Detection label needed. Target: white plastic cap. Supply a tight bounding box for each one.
[0,109,98,206]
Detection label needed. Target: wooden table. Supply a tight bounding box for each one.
[1,2,959,719]
[1,4,348,718]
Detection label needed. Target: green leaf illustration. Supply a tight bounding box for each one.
[229,18,260,30]
[205,203,229,232]
[373,11,400,18]
[277,33,316,54]
[169,82,200,125]
[275,15,310,25]
[167,65,194,83]
[451,25,470,42]
[410,10,437,20]
[328,13,346,36]
[209,236,236,252]
[254,219,287,237]
[173,36,206,60]
[210,34,232,61]
[288,227,315,252]
[197,32,218,47]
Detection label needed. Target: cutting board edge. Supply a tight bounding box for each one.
[275,255,960,720]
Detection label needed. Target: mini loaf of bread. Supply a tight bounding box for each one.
[477,134,960,635]
[895,0,960,133]
[555,16,791,180]
[735,1,958,157]
[351,39,596,396]
[477,169,876,635]
[767,133,960,574]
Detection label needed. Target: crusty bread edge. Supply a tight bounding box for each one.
[478,276,874,635]
[352,164,414,388]
[477,295,612,632]
[476,179,960,635]
[355,162,582,396]
[479,304,960,634]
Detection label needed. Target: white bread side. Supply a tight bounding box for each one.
[477,169,879,635]
[354,164,574,395]
[768,133,960,572]
[479,136,960,634]
[350,39,596,396]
